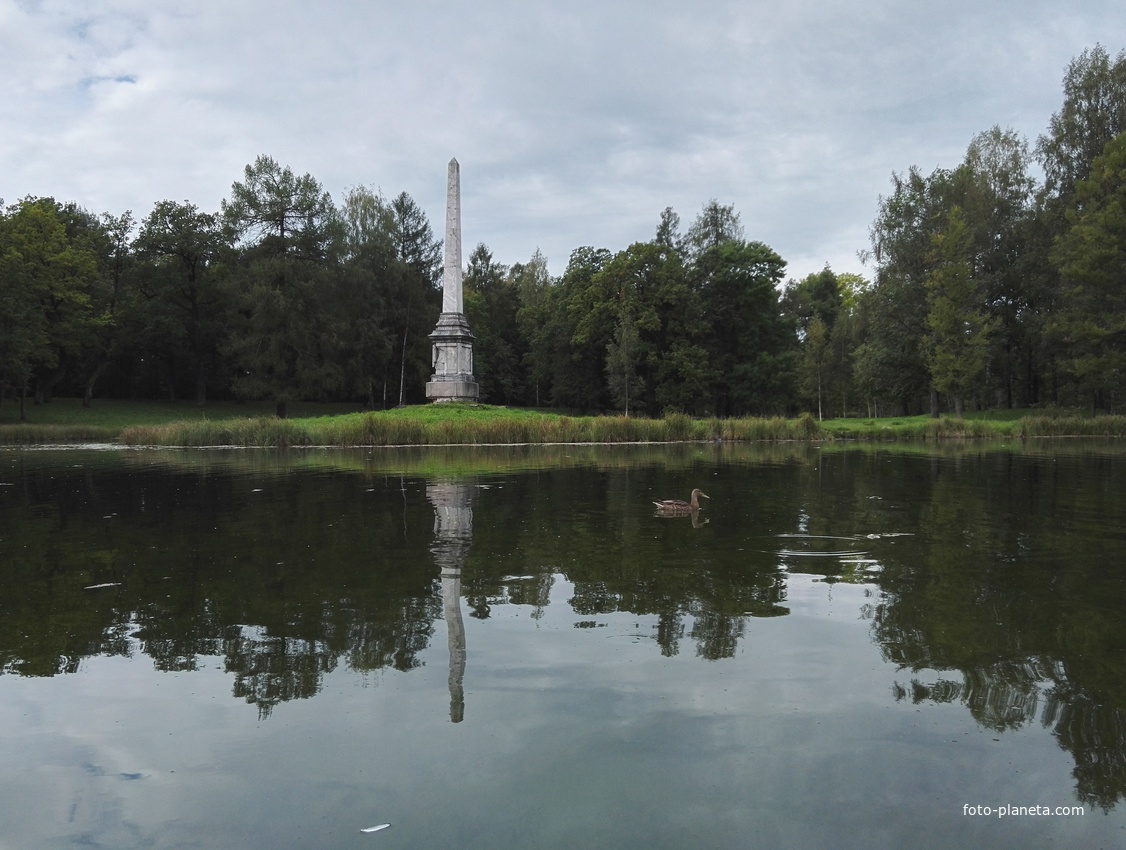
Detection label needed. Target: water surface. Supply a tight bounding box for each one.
[1,442,1124,849]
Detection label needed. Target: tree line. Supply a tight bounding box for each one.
[2,45,1125,419]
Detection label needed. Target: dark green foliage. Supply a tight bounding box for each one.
[923,208,997,416]
[1037,44,1126,200]
[697,239,793,415]
[0,197,102,415]
[465,243,526,404]
[133,201,227,406]
[221,156,346,416]
[1050,131,1126,411]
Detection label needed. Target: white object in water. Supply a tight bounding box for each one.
[361,823,391,833]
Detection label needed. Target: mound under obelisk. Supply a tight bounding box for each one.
[426,158,479,403]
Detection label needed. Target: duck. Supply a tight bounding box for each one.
[653,488,710,513]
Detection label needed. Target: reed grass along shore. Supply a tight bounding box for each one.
[4,399,1125,447]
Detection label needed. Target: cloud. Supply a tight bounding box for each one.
[2,0,1124,282]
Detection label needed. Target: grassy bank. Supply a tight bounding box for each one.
[0,398,360,445]
[3,398,1126,447]
[116,406,820,448]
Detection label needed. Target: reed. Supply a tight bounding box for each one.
[0,423,118,445]
[29,399,1126,448]
[1019,414,1126,437]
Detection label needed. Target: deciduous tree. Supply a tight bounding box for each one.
[134,201,227,405]
[923,208,997,416]
[1050,131,1126,411]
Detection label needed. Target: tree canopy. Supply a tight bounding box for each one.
[4,46,1126,419]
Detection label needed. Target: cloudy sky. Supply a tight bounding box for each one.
[2,1,1124,283]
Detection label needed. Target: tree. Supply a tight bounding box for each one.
[697,239,791,415]
[539,246,613,411]
[605,311,643,415]
[0,198,100,415]
[1037,45,1126,202]
[654,206,681,252]
[1034,46,1126,406]
[134,201,227,405]
[584,240,711,415]
[222,155,336,261]
[465,243,527,404]
[338,186,397,408]
[684,199,744,261]
[782,266,843,332]
[0,205,51,417]
[81,210,136,407]
[960,127,1037,408]
[1050,131,1126,412]
[923,207,997,416]
[387,192,441,406]
[860,167,956,414]
[798,316,829,420]
[221,156,343,417]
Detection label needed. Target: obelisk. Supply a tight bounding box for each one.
[426,158,479,403]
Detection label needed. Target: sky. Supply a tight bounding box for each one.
[2,0,1125,284]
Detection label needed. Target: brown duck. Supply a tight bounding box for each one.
[652,489,710,513]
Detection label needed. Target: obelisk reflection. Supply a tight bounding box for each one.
[427,481,474,723]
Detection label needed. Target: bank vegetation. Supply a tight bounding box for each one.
[4,402,1124,448]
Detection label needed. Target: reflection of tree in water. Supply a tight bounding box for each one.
[0,465,443,715]
[226,630,336,718]
[889,661,1126,810]
[866,450,1126,810]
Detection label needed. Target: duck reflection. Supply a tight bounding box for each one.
[426,481,473,723]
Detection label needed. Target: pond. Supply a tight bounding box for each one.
[1,441,1125,849]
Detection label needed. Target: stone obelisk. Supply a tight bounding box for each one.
[426,158,479,403]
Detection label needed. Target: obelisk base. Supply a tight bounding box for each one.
[426,312,479,403]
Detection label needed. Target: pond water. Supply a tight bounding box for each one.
[2,441,1125,849]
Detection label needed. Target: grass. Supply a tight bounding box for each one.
[0,398,361,446]
[113,405,835,448]
[3,398,1126,447]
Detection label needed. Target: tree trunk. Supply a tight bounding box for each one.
[83,361,111,408]
[276,400,287,419]
[195,359,207,407]
[929,387,939,418]
[399,327,409,407]
[35,365,66,405]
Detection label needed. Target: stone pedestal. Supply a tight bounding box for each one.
[426,312,479,402]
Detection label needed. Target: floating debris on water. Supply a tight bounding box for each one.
[776,550,866,558]
[84,582,122,590]
[360,823,391,833]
